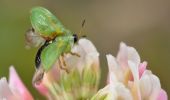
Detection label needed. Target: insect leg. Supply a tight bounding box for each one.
[70,52,80,57]
[58,56,69,73]
[61,55,67,67]
[32,66,45,85]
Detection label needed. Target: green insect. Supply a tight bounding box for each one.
[29,7,85,84]
[32,34,79,84]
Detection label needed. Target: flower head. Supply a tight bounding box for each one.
[0,66,33,100]
[34,38,100,99]
[0,40,167,100]
[92,42,167,100]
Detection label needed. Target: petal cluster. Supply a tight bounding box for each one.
[93,42,167,100]
[0,40,167,100]
[0,66,33,100]
[34,38,100,99]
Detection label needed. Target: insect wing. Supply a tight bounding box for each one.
[25,28,45,48]
[41,39,67,71]
[30,7,65,40]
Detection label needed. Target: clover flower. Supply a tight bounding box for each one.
[34,38,100,99]
[0,40,167,100]
[0,66,33,100]
[92,42,167,100]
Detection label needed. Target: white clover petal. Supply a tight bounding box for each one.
[128,61,139,82]
[0,78,22,100]
[106,54,119,71]
[127,46,140,67]
[117,42,128,67]
[91,84,117,100]
[106,54,124,83]
[139,71,153,99]
[128,61,141,99]
[140,70,161,100]
[78,38,99,70]
[78,38,98,53]
[65,44,86,72]
[109,72,118,85]
[0,78,14,99]
[92,83,133,100]
[117,42,140,68]
[65,38,99,73]
[114,83,133,100]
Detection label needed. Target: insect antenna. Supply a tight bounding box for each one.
[77,19,86,38]
[73,19,86,43]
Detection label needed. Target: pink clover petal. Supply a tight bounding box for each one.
[34,73,49,96]
[9,66,33,100]
[157,89,168,100]
[34,82,48,96]
[139,61,147,78]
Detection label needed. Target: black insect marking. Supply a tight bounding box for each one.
[31,27,35,32]
[35,41,49,69]
[73,34,78,43]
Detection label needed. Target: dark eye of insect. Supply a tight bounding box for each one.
[35,41,49,69]
[73,34,78,43]
[31,27,35,32]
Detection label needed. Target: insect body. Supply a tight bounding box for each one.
[32,34,78,84]
[28,7,82,84]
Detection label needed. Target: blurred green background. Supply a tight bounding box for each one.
[0,0,169,98]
